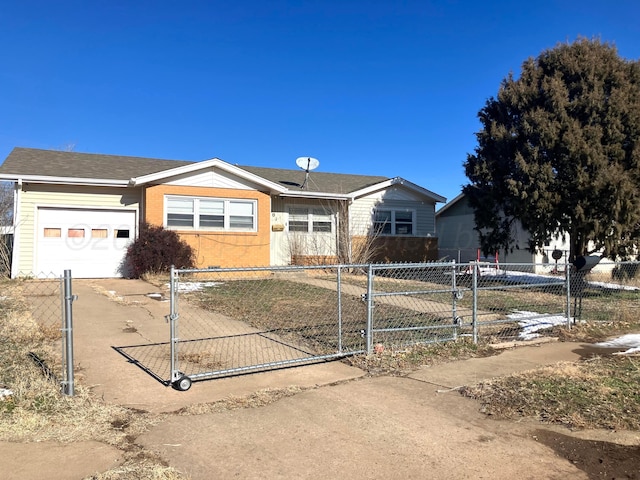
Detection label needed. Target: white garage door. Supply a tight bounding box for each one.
[37,208,137,278]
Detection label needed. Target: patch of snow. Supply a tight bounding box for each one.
[587,281,639,291]
[169,282,222,293]
[508,310,571,340]
[146,293,168,302]
[0,388,13,400]
[592,333,640,355]
[480,269,639,291]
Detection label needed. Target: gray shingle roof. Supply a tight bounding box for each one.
[0,147,192,181]
[237,165,389,194]
[0,147,392,194]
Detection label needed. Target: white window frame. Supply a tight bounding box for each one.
[287,206,334,233]
[165,195,257,232]
[373,208,416,235]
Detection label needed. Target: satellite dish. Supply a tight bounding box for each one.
[296,157,319,171]
[295,157,319,190]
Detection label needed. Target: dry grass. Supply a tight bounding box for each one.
[0,279,189,480]
[347,338,497,376]
[177,386,306,415]
[461,356,640,430]
[180,350,225,370]
[85,454,187,480]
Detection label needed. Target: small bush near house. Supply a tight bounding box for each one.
[124,223,195,278]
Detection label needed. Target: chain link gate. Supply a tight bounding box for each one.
[166,265,371,390]
[364,262,463,352]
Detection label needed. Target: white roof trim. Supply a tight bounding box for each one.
[278,191,351,201]
[350,177,446,203]
[0,174,129,187]
[129,158,288,193]
[435,192,466,216]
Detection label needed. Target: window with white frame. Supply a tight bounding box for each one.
[373,209,415,235]
[288,207,333,233]
[166,196,256,231]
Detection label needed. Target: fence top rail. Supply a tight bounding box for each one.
[172,260,640,276]
[173,261,458,275]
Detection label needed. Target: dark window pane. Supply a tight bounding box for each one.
[396,224,412,235]
[230,216,254,229]
[313,221,332,232]
[168,213,194,227]
[374,222,392,234]
[395,211,412,222]
[200,215,224,228]
[289,221,308,232]
[374,211,391,222]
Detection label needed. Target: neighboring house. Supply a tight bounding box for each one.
[0,148,446,278]
[436,193,572,270]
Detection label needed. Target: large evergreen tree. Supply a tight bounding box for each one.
[464,38,640,261]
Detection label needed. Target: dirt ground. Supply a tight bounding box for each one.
[2,279,640,479]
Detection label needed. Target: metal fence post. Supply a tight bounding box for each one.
[169,265,178,382]
[62,269,75,396]
[365,264,374,354]
[565,260,572,328]
[337,265,343,353]
[472,262,478,344]
[450,260,459,340]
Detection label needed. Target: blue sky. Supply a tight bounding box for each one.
[1,1,639,203]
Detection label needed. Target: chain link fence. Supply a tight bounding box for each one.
[1,272,75,395]
[110,260,640,390]
[5,261,638,393]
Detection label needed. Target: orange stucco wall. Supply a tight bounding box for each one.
[143,185,271,268]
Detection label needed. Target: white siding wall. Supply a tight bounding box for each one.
[164,168,259,190]
[269,196,338,265]
[14,184,140,275]
[350,186,437,237]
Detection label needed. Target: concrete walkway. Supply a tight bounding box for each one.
[409,339,584,390]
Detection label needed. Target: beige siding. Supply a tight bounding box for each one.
[349,196,377,236]
[15,184,140,275]
[351,187,437,237]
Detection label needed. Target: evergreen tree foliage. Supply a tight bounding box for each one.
[464,38,640,260]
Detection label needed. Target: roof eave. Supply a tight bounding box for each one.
[129,158,288,194]
[0,173,130,187]
[278,191,352,201]
[435,192,466,216]
[350,177,446,203]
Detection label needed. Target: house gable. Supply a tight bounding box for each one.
[130,158,287,194]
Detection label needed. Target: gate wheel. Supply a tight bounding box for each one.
[172,375,192,392]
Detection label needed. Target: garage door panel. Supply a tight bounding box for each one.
[37,208,136,278]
